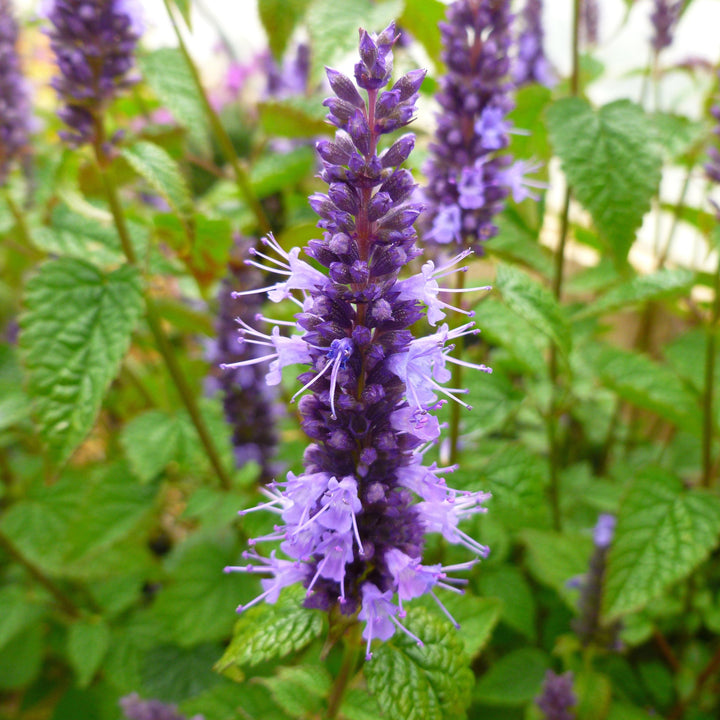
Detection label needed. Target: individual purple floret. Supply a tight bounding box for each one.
[422,0,543,252]
[265,42,311,99]
[119,694,204,720]
[206,236,278,482]
[0,0,30,185]
[514,0,554,87]
[535,671,577,720]
[223,24,493,659]
[44,0,142,147]
[580,0,599,46]
[650,0,682,54]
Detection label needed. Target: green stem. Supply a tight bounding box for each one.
[162,0,271,235]
[326,627,362,720]
[3,189,35,252]
[702,261,720,487]
[448,270,466,466]
[0,531,80,618]
[92,124,233,491]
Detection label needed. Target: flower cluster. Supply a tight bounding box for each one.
[45,0,142,147]
[535,671,577,720]
[120,694,204,720]
[514,0,554,88]
[422,0,542,252]
[650,0,682,54]
[223,24,492,659]
[0,0,30,185]
[206,236,278,482]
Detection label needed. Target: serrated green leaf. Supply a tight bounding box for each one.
[0,586,44,651]
[492,210,554,278]
[604,467,720,620]
[478,566,537,641]
[594,344,701,433]
[306,0,405,81]
[575,268,695,318]
[259,665,331,717]
[141,643,222,702]
[19,258,143,465]
[0,622,44,690]
[121,410,185,482]
[216,586,325,671]
[0,344,31,431]
[152,533,252,647]
[67,618,111,688]
[399,0,445,69]
[258,97,331,138]
[495,263,571,356]
[180,681,292,720]
[0,462,155,578]
[520,530,593,609]
[547,98,662,262]
[258,0,311,59]
[650,112,708,162]
[251,146,316,198]
[365,606,473,720]
[139,48,210,152]
[122,141,192,218]
[574,669,612,720]
[474,648,549,706]
[340,688,384,720]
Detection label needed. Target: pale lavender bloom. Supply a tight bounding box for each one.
[514,0,554,87]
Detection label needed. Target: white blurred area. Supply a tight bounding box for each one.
[17,0,720,274]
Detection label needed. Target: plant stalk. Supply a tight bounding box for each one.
[702,260,720,487]
[161,0,271,235]
[93,123,232,490]
[326,627,362,719]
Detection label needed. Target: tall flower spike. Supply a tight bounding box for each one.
[580,0,599,46]
[535,671,577,720]
[206,236,279,482]
[45,0,142,147]
[705,69,720,220]
[514,0,554,88]
[119,693,204,720]
[650,0,682,54]
[0,0,30,186]
[422,0,542,252]
[224,24,492,658]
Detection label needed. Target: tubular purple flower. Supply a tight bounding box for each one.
[650,0,682,54]
[422,0,542,252]
[0,0,31,185]
[514,0,554,88]
[223,24,492,659]
[535,671,577,720]
[44,0,142,147]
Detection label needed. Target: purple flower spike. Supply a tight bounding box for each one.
[514,0,555,88]
[0,0,31,185]
[650,0,682,54]
[45,0,142,147]
[119,693,204,720]
[223,25,493,657]
[580,0,599,46]
[422,0,543,252]
[705,70,720,220]
[535,671,577,720]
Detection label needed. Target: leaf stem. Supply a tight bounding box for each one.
[161,0,271,235]
[92,123,232,491]
[702,260,720,487]
[0,530,80,618]
[326,626,362,720]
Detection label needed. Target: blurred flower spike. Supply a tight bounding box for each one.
[223,23,493,659]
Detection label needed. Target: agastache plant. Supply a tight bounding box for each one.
[650,0,682,54]
[223,24,492,659]
[422,0,542,252]
[44,0,142,147]
[514,0,554,88]
[0,0,30,185]
[535,671,577,720]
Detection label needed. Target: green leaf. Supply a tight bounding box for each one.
[520,530,593,609]
[474,648,549,706]
[0,586,44,651]
[495,263,571,356]
[19,259,143,465]
[492,210,554,278]
[604,467,720,620]
[121,409,185,482]
[574,268,695,318]
[216,586,325,671]
[141,643,222,703]
[306,0,405,81]
[0,344,31,431]
[258,97,331,138]
[650,112,708,162]
[169,0,192,27]
[180,681,292,720]
[251,146,316,198]
[547,98,662,263]
[122,141,192,218]
[67,618,111,687]
[574,669,612,720]
[0,462,155,578]
[398,0,445,69]
[259,665,331,717]
[594,344,701,434]
[139,48,210,152]
[258,0,311,59]
[341,688,384,720]
[0,622,44,690]
[478,566,537,641]
[365,606,473,720]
